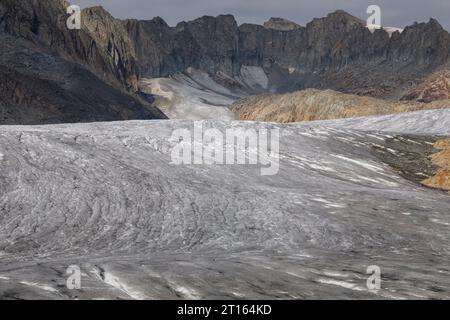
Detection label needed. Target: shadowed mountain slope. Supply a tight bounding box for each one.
[0,0,166,124]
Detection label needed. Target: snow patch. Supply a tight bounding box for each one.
[240,66,269,90]
[331,155,384,173]
[304,109,450,135]
[141,75,237,120]
[366,24,404,37]
[173,285,201,299]
[19,281,59,293]
[431,219,450,226]
[323,271,349,278]
[317,278,365,291]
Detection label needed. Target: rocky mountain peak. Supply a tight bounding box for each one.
[328,10,364,25]
[327,9,365,23]
[428,18,443,28]
[82,5,115,22]
[188,14,238,29]
[263,17,302,31]
[405,18,445,34]
[307,10,365,31]
[309,10,364,31]
[150,16,170,27]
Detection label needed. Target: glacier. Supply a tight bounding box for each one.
[0,109,449,299]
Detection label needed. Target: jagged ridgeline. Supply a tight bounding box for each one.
[1,0,450,124]
[125,10,450,100]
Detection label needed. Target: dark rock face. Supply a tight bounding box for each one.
[0,0,139,91]
[402,69,450,102]
[0,34,166,124]
[127,10,450,99]
[263,17,301,31]
[125,14,240,78]
[81,6,140,92]
[0,0,166,124]
[2,0,450,125]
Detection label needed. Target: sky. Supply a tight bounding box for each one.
[73,0,450,31]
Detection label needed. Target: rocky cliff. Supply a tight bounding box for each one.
[230,89,450,123]
[403,68,450,102]
[2,0,450,124]
[125,14,241,79]
[263,17,302,31]
[126,10,450,100]
[0,0,139,91]
[0,0,166,124]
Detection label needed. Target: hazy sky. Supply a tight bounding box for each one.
[74,0,450,30]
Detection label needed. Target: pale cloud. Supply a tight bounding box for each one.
[73,0,450,30]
